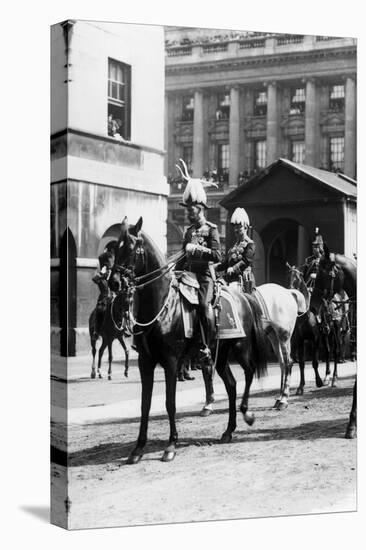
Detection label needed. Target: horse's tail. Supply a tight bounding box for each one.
[290,289,308,315]
[245,294,268,379]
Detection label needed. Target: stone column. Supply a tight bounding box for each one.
[164,93,175,179]
[305,78,317,166]
[344,76,356,178]
[229,85,240,189]
[266,82,278,164]
[193,89,204,177]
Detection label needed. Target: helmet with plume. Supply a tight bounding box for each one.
[230,207,250,228]
[312,227,324,248]
[176,158,218,209]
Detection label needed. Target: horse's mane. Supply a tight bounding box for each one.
[140,230,166,269]
[334,253,357,298]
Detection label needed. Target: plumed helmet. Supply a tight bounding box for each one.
[180,178,208,208]
[176,158,217,209]
[312,227,324,248]
[230,207,250,227]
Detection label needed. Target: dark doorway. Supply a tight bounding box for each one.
[59,228,77,356]
[261,219,306,285]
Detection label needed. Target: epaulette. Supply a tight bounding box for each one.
[243,235,254,245]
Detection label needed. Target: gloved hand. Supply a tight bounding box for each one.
[227,267,235,276]
[185,243,197,255]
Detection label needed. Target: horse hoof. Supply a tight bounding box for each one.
[108,375,112,381]
[91,372,96,379]
[244,412,255,426]
[98,374,102,379]
[126,453,143,465]
[161,449,176,462]
[220,432,232,444]
[316,380,323,388]
[345,427,357,439]
[200,407,212,417]
[276,401,288,411]
[296,387,304,396]
[323,379,330,387]
[331,382,338,388]
[273,399,281,409]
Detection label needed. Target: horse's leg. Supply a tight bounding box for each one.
[177,356,186,382]
[277,338,293,410]
[312,337,323,388]
[296,339,305,396]
[267,331,284,408]
[161,358,178,462]
[323,335,331,386]
[215,344,237,443]
[118,335,129,378]
[127,355,155,465]
[200,356,215,417]
[240,362,255,426]
[97,339,107,379]
[345,379,357,439]
[107,341,113,380]
[332,325,340,387]
[90,336,97,379]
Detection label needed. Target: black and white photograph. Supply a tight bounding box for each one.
[49,18,358,530]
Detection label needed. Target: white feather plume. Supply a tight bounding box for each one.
[182,179,207,205]
[230,207,250,226]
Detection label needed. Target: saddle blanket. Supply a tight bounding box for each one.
[180,286,246,340]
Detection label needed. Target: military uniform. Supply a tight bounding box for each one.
[92,251,115,335]
[176,219,221,350]
[218,235,256,292]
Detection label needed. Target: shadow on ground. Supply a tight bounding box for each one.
[62,415,351,469]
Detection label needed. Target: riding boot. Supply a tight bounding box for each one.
[198,308,214,364]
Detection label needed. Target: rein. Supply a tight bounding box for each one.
[133,250,186,286]
[126,248,185,328]
[110,295,126,332]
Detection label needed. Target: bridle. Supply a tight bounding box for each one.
[117,235,186,328]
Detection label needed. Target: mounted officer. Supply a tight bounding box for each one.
[92,242,118,337]
[301,227,324,289]
[217,207,256,293]
[175,159,222,363]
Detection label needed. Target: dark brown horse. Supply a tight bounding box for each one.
[115,217,268,463]
[314,247,357,438]
[287,264,325,394]
[89,273,131,380]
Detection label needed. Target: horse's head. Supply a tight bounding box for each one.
[115,216,146,275]
[315,244,345,299]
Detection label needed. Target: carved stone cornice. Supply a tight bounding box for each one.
[208,119,230,137]
[280,114,305,137]
[174,121,194,139]
[320,109,345,132]
[244,115,266,138]
[166,46,357,77]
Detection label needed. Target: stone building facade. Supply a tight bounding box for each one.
[51,21,167,355]
[165,28,357,258]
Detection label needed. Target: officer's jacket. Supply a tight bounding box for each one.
[218,236,255,275]
[177,220,221,275]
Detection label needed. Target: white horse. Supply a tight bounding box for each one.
[254,283,309,409]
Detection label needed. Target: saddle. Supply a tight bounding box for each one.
[175,272,245,340]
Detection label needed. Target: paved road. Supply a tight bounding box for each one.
[51,350,356,425]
